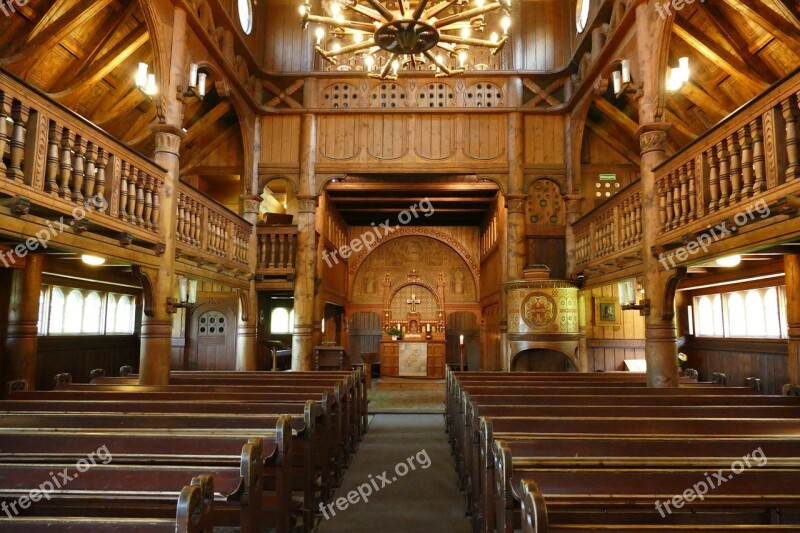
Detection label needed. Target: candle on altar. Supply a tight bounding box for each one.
[459,334,464,345]
[426,323,430,332]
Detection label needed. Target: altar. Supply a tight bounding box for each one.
[379,270,447,379]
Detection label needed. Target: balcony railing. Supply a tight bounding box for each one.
[573,183,642,273]
[176,183,251,271]
[257,225,298,278]
[0,68,164,248]
[655,67,800,239]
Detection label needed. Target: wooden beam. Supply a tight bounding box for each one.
[696,1,780,84]
[592,96,639,137]
[679,81,731,122]
[672,17,769,93]
[723,0,800,57]
[1,0,114,69]
[180,126,238,174]
[182,100,234,147]
[664,108,699,144]
[585,120,642,166]
[93,88,148,127]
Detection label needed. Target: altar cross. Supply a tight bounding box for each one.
[407,292,421,312]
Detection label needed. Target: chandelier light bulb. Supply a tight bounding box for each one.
[391,59,399,75]
[458,50,467,67]
[461,27,471,39]
[353,31,363,44]
[501,16,511,33]
[315,27,325,44]
[490,31,498,43]
[364,55,374,70]
[332,42,341,53]
[331,3,340,17]
[476,0,484,6]
[299,5,307,15]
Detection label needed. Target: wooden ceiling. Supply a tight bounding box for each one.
[324,177,499,226]
[586,0,800,164]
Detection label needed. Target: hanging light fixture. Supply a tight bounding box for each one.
[300,0,512,79]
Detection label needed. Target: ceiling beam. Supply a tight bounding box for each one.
[678,80,731,122]
[592,96,639,137]
[585,120,642,166]
[695,1,780,84]
[182,100,234,147]
[664,108,699,144]
[324,182,500,192]
[723,0,800,57]
[93,88,148,127]
[327,196,495,203]
[1,0,114,71]
[672,17,769,94]
[180,125,239,174]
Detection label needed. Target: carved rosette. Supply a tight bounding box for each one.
[504,280,579,334]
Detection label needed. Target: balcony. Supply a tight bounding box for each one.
[256,225,298,284]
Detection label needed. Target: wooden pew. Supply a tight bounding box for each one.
[0,475,213,532]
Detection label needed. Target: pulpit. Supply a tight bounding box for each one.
[379,270,446,378]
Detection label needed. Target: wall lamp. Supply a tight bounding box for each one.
[618,278,650,316]
[167,276,198,314]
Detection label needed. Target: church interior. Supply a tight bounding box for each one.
[1,0,800,530]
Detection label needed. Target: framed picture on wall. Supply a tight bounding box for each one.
[594,297,621,326]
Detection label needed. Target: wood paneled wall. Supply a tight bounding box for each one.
[37,335,139,389]
[518,0,570,70]
[684,339,788,395]
[480,195,504,370]
[582,283,645,371]
[260,4,308,72]
[260,116,302,170]
[524,114,566,165]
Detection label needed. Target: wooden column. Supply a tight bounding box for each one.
[636,3,679,387]
[292,113,317,371]
[236,198,260,371]
[138,7,187,385]
[785,254,800,386]
[4,253,43,390]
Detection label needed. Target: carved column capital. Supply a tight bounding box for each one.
[297,194,318,213]
[564,194,583,216]
[241,194,261,216]
[151,124,186,157]
[505,193,527,213]
[636,122,671,155]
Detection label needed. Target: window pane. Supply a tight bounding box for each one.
[115,295,134,334]
[82,292,102,334]
[64,290,84,333]
[49,288,65,334]
[106,294,117,333]
[271,308,290,334]
[712,294,724,336]
[764,288,780,338]
[38,288,47,335]
[742,290,765,337]
[695,296,723,337]
[726,292,746,337]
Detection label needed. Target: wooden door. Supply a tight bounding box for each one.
[187,304,236,370]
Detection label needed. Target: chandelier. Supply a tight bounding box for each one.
[300,0,511,79]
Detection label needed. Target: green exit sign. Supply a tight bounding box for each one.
[599,173,617,181]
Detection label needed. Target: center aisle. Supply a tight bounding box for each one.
[317,414,471,533]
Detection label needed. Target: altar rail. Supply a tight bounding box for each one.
[176,183,251,271]
[573,183,642,273]
[655,67,800,238]
[256,225,298,277]
[0,68,164,247]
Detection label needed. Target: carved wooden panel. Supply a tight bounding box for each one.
[414,115,456,160]
[319,115,361,160]
[417,82,455,108]
[352,235,476,304]
[260,115,300,166]
[464,82,504,108]
[464,115,506,160]
[366,115,408,160]
[320,82,360,109]
[369,82,407,108]
[524,114,566,164]
[526,178,565,233]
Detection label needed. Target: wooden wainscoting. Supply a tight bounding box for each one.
[36,335,139,389]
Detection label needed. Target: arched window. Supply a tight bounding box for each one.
[49,287,65,334]
[712,294,724,336]
[764,288,780,338]
[726,292,745,336]
[106,294,117,332]
[63,290,83,333]
[744,290,766,337]
[271,308,290,334]
[115,295,133,333]
[82,292,102,333]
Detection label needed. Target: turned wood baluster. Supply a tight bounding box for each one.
[126,166,137,224]
[287,233,295,269]
[728,132,742,204]
[152,184,159,231]
[634,196,642,240]
[134,170,145,225]
[269,234,277,268]
[687,163,696,222]
[782,95,799,181]
[658,180,666,229]
[752,118,767,193]
[0,92,11,174]
[739,124,754,198]
[58,128,74,199]
[671,171,682,229]
[259,233,267,267]
[83,142,97,201]
[186,200,194,243]
[177,196,185,241]
[665,174,674,229]
[7,100,28,181]
[143,175,153,230]
[44,121,62,193]
[717,140,731,209]
[621,201,630,247]
[71,136,87,203]
[193,202,202,246]
[679,165,689,225]
[119,162,129,221]
[95,148,107,205]
[707,147,720,212]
